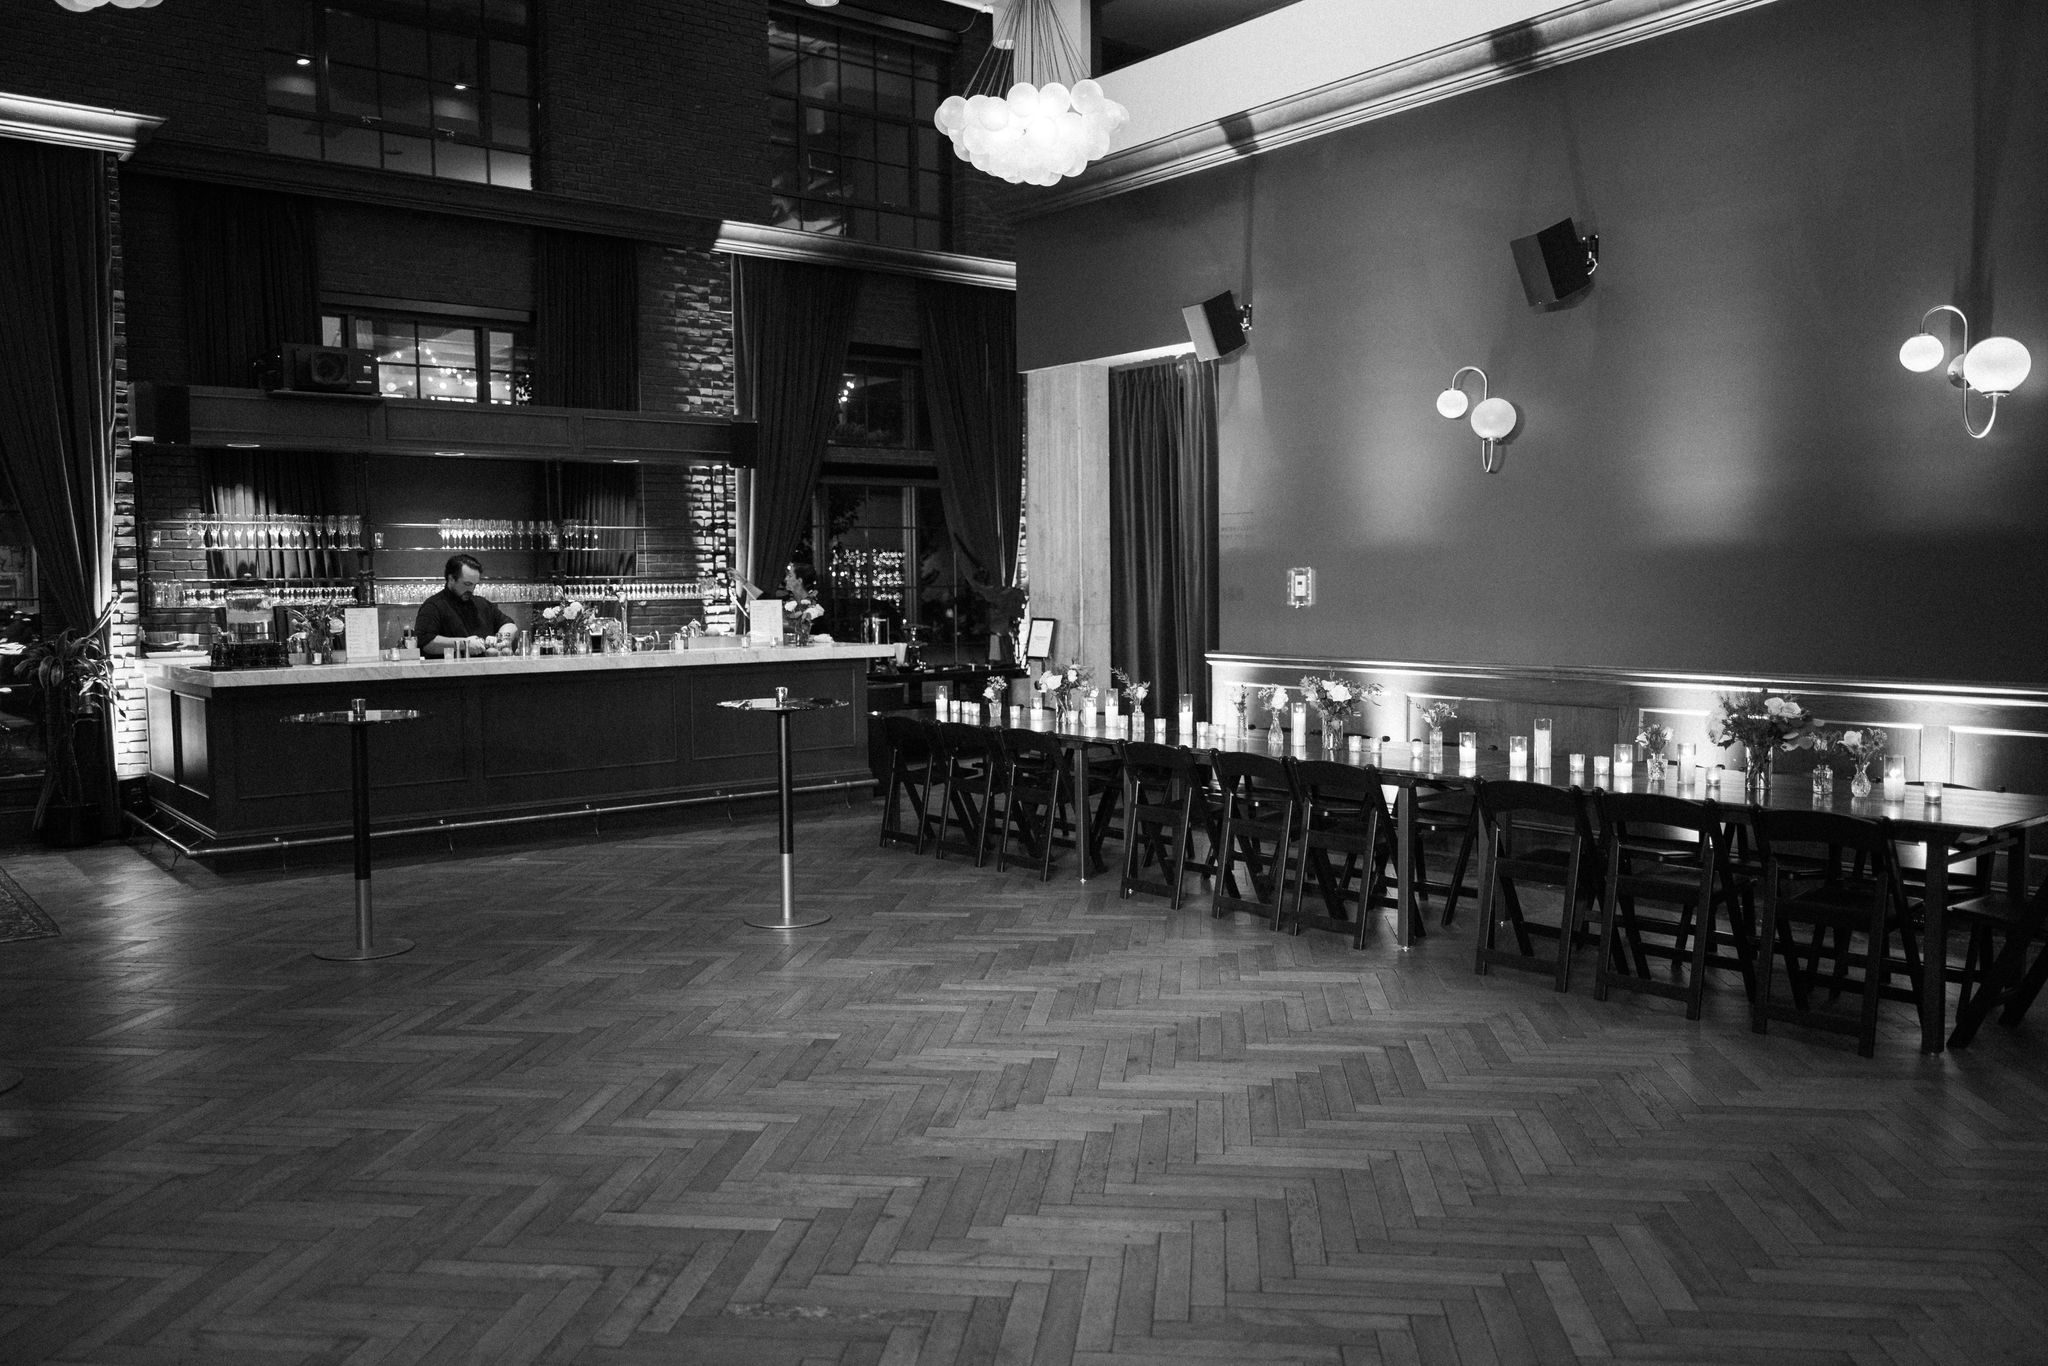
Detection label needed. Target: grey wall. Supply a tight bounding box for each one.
[1016,0,2048,685]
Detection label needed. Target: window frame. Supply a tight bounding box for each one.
[266,0,536,190]
[768,4,954,251]
[321,303,534,406]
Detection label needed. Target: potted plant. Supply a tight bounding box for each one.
[13,608,114,847]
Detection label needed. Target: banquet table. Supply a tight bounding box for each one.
[999,714,2048,1054]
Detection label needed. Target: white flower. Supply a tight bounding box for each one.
[1764,696,1799,718]
[542,606,561,622]
[1326,682,1352,704]
[804,604,824,620]
[1841,729,1861,749]
[1038,670,1061,692]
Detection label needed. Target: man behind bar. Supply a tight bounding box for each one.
[415,553,519,657]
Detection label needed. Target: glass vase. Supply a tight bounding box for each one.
[1320,716,1342,753]
[1427,728,1445,768]
[1850,765,1873,799]
[1744,744,1773,800]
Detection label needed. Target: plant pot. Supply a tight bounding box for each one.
[37,801,103,849]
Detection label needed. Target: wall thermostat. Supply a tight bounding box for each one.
[1285,566,1316,610]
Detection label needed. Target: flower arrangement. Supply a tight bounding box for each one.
[1636,722,1672,761]
[285,602,350,657]
[1707,691,1820,771]
[782,565,825,642]
[537,597,588,635]
[1835,726,1888,795]
[1113,668,1151,714]
[1300,674,1382,730]
[1418,700,1459,734]
[982,674,1007,707]
[1037,661,1092,714]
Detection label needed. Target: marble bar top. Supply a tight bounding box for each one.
[144,641,894,697]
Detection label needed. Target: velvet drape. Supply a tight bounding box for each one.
[915,279,1022,591]
[0,138,116,636]
[533,229,640,411]
[733,255,862,588]
[177,181,320,388]
[1109,356,1219,714]
[201,449,349,585]
[558,461,641,581]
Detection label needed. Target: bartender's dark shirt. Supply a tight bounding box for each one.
[414,587,511,647]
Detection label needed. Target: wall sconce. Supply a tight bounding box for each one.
[1899,305,2031,439]
[1434,366,1518,473]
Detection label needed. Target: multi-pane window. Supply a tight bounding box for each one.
[323,311,532,404]
[769,13,950,250]
[832,351,928,449]
[267,0,534,190]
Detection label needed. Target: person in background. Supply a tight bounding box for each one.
[414,553,518,657]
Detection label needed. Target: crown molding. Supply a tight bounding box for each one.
[0,90,163,158]
[1028,0,1783,215]
[714,221,1015,290]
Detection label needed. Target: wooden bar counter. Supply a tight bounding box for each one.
[142,642,892,845]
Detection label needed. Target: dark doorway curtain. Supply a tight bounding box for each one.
[177,182,320,387]
[1110,356,1219,714]
[557,461,641,581]
[733,255,862,587]
[533,229,639,411]
[0,138,116,636]
[916,279,1022,592]
[201,449,348,585]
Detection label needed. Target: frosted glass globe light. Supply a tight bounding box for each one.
[1962,336,2032,396]
[1471,396,1518,441]
[1435,388,1469,420]
[1898,332,1945,373]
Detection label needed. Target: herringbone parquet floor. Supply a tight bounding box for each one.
[4,803,2048,1365]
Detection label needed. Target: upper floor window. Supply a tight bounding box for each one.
[267,0,534,190]
[324,309,532,404]
[770,11,950,250]
[832,349,928,449]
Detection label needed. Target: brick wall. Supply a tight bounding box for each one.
[107,159,147,780]
[538,0,770,223]
[639,243,735,417]
[319,203,536,314]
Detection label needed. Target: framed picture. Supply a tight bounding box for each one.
[1023,617,1056,660]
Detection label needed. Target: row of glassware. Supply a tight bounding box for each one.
[186,513,364,551]
[364,578,711,605]
[428,519,628,551]
[153,582,360,608]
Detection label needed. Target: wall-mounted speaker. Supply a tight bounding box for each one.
[129,382,189,445]
[1182,290,1248,361]
[727,419,759,469]
[273,343,378,394]
[1510,218,1598,307]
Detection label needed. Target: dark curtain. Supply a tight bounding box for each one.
[0,138,116,635]
[177,181,320,387]
[733,255,862,586]
[916,279,1022,592]
[201,450,348,585]
[557,461,641,581]
[1110,356,1219,714]
[533,229,640,411]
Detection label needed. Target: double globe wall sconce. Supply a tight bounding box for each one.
[1435,367,1518,474]
[1899,305,2031,439]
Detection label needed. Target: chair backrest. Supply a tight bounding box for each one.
[1287,758,1386,810]
[1476,779,1594,843]
[1124,740,1203,784]
[1212,748,1291,793]
[1002,728,1064,771]
[935,719,994,759]
[882,714,932,760]
[1596,790,1720,837]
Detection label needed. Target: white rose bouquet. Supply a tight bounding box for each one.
[1418,700,1459,734]
[1036,662,1091,714]
[1300,674,1382,729]
[1834,727,1888,793]
[1707,690,1819,770]
[1112,668,1151,713]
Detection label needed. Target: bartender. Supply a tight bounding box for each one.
[415,554,519,657]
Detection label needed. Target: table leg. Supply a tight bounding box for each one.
[747,708,830,930]
[1918,835,1948,1053]
[1395,782,1415,950]
[1074,742,1093,883]
[317,720,413,962]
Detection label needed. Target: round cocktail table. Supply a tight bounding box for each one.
[717,690,850,930]
[281,699,422,961]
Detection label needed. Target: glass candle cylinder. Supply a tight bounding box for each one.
[1029,704,1046,729]
[1883,756,1906,800]
[1179,693,1196,734]
[1347,734,1365,756]
[1677,742,1697,775]
[1459,732,1478,763]
[1291,702,1308,747]
[1533,717,1553,769]
[1704,765,1723,790]
[1568,753,1586,781]
[1153,717,1168,740]
[934,684,948,713]
[1925,780,1943,803]
[1612,742,1634,781]
[1593,755,1612,785]
[1811,766,1835,802]
[1509,736,1528,771]
[1106,696,1121,724]
[1411,738,1426,765]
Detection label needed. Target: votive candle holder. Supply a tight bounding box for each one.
[1533,718,1553,768]
[1509,736,1528,772]
[1593,755,1612,785]
[1612,742,1634,781]
[1883,756,1907,800]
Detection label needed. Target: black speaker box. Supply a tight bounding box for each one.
[1182,290,1247,361]
[1510,218,1597,306]
[727,419,759,468]
[129,382,189,445]
[278,342,378,393]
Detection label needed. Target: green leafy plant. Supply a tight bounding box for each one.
[12,608,114,824]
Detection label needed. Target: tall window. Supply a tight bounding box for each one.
[832,349,928,449]
[323,310,532,404]
[267,0,534,190]
[769,12,950,249]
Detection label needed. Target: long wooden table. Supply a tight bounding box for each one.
[997,714,2048,1054]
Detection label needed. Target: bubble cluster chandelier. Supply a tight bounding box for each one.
[53,0,162,10]
[933,0,1129,187]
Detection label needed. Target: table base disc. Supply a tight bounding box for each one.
[745,914,832,930]
[315,938,416,962]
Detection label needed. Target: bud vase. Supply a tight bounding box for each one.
[1850,766,1873,798]
[1744,746,1773,799]
[1427,728,1445,768]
